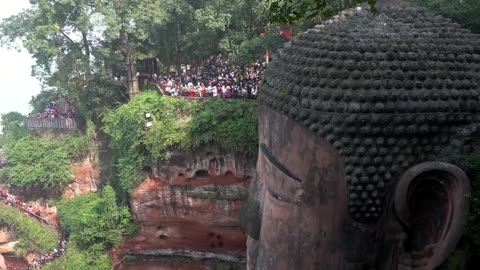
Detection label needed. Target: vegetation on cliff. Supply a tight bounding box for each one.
[103,91,258,192]
[0,129,93,194]
[0,203,57,255]
[59,186,135,252]
[42,244,112,270]
[42,185,135,270]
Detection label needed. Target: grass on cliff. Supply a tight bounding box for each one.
[0,203,57,255]
[103,91,258,192]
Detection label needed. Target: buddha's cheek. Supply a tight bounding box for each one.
[256,192,345,270]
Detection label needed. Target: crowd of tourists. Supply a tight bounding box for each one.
[28,239,66,270]
[0,189,67,269]
[29,99,76,119]
[151,55,265,98]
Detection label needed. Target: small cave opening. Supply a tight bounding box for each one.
[224,171,234,176]
[158,234,168,239]
[195,170,209,178]
[142,165,153,175]
[177,173,185,178]
[404,170,453,253]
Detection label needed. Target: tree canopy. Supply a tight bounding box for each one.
[0,112,28,149]
[267,0,376,24]
[0,0,280,113]
[416,0,480,33]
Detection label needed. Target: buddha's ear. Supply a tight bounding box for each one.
[393,162,470,269]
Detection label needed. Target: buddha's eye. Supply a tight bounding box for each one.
[260,143,302,182]
[267,187,289,203]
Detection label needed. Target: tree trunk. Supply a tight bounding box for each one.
[120,26,139,96]
[162,27,170,72]
[81,31,93,112]
[175,12,181,75]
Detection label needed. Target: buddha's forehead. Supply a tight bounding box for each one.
[259,3,480,223]
[259,106,343,184]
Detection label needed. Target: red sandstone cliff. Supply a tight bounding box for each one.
[0,227,28,270]
[116,148,255,269]
[63,157,101,199]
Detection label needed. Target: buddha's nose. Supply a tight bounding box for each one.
[239,193,262,239]
[239,170,263,239]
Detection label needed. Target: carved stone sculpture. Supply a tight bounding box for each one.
[240,1,478,269]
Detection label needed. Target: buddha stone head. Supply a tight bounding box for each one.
[240,1,479,269]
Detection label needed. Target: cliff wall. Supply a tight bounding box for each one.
[116,147,255,269]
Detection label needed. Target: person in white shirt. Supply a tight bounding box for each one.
[207,85,214,94]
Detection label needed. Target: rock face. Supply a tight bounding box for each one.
[0,228,16,255]
[0,227,27,270]
[0,255,6,270]
[2,256,28,270]
[0,228,14,244]
[63,157,100,199]
[116,147,255,269]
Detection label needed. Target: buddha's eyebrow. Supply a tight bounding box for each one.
[260,143,302,182]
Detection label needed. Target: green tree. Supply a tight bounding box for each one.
[59,185,135,253]
[0,112,28,148]
[29,89,61,114]
[3,135,89,192]
[4,137,72,191]
[266,0,376,24]
[98,0,171,95]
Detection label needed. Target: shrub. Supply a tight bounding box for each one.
[42,243,111,270]
[3,135,90,192]
[58,185,136,253]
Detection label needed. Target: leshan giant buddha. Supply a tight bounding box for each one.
[240,1,479,269]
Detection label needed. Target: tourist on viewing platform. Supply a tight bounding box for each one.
[29,98,76,119]
[143,55,263,99]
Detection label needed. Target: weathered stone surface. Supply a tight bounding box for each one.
[116,149,254,269]
[3,255,28,270]
[118,260,208,270]
[151,146,255,184]
[0,228,14,244]
[63,157,100,199]
[117,258,245,270]
[0,242,17,254]
[0,254,6,270]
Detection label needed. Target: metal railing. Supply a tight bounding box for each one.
[27,118,78,130]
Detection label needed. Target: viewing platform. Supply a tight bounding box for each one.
[27,118,78,130]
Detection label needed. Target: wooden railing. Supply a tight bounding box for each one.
[27,118,78,130]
